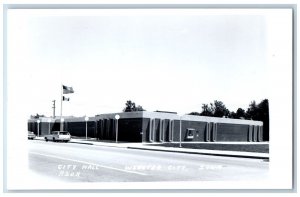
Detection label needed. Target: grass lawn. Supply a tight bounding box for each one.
[148,143,269,153]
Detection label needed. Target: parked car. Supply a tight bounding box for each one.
[44,131,71,142]
[28,131,36,140]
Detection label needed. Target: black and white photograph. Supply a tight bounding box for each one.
[3,3,294,192]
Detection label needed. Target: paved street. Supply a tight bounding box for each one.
[28,140,269,182]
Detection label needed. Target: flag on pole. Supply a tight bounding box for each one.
[62,96,70,101]
[63,85,74,94]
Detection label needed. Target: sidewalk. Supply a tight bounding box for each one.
[34,137,269,159]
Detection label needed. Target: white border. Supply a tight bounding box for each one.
[2,2,296,193]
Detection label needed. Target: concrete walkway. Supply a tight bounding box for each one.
[33,137,269,160]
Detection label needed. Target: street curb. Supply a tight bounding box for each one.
[33,138,94,145]
[33,138,44,141]
[69,141,94,145]
[70,140,127,148]
[127,147,269,160]
[90,144,127,148]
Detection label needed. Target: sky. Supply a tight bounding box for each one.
[8,9,274,117]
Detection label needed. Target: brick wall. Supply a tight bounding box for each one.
[216,123,249,141]
[28,112,264,142]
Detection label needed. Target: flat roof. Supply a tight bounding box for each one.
[96,111,263,126]
[29,111,263,126]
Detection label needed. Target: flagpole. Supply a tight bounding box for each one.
[60,84,63,131]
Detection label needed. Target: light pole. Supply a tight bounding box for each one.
[61,118,64,131]
[115,114,120,143]
[47,119,51,134]
[85,116,89,140]
[37,120,40,137]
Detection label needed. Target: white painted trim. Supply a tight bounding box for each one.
[182,115,263,126]
[153,119,155,142]
[205,122,210,142]
[142,111,178,119]
[253,126,258,142]
[212,123,217,142]
[149,119,153,142]
[31,111,263,126]
[248,125,253,142]
[159,119,163,142]
[162,119,165,142]
[258,126,262,142]
[169,120,173,142]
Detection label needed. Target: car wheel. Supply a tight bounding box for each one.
[53,137,56,142]
[45,137,48,142]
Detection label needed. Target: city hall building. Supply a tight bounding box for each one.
[28,111,264,142]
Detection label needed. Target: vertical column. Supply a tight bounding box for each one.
[153,119,156,142]
[162,119,165,142]
[261,126,264,141]
[253,126,258,142]
[159,119,163,142]
[169,120,173,142]
[214,123,218,142]
[97,120,99,140]
[248,125,253,142]
[149,119,152,142]
[206,122,210,142]
[172,120,175,142]
[258,126,263,142]
[149,119,156,142]
[211,123,217,142]
[112,119,116,140]
[111,119,115,140]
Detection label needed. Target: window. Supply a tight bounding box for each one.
[186,128,195,139]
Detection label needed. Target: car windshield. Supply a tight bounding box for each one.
[59,132,69,135]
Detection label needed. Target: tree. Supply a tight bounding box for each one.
[229,111,236,118]
[245,99,269,141]
[256,99,269,141]
[246,100,258,120]
[212,100,230,117]
[229,108,246,119]
[135,105,145,111]
[236,108,246,119]
[30,113,45,119]
[123,100,145,112]
[200,104,213,116]
[188,112,201,116]
[123,100,135,112]
[199,101,229,117]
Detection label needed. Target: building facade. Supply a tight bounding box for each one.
[28,111,264,142]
